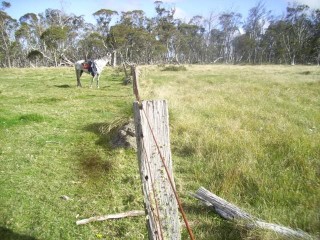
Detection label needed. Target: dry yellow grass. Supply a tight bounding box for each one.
[139,64,320,239]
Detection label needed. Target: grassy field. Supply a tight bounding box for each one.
[0,65,319,239]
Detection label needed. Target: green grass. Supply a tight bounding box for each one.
[0,67,144,239]
[0,65,319,239]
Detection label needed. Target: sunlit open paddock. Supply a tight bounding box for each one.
[0,65,319,239]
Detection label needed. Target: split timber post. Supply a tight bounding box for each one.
[132,65,181,239]
[134,100,181,239]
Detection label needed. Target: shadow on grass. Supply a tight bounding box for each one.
[83,122,112,149]
[182,202,246,240]
[189,220,246,240]
[83,118,133,149]
[299,71,311,75]
[54,84,72,88]
[0,227,37,240]
[100,94,131,98]
[77,151,114,179]
[76,123,115,179]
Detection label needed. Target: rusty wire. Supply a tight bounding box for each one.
[141,107,195,240]
[141,142,165,240]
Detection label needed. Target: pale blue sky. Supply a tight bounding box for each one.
[6,0,320,24]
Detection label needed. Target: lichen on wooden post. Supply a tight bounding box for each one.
[134,100,181,240]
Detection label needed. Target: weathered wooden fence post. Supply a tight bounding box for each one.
[134,100,181,240]
[131,65,140,102]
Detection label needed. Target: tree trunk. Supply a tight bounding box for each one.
[112,50,117,66]
[291,54,295,65]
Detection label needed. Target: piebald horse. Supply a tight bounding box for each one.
[74,53,112,88]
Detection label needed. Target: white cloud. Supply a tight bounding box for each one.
[174,7,188,20]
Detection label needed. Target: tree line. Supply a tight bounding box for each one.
[0,0,319,68]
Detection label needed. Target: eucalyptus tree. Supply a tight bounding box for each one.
[40,26,68,66]
[0,1,18,67]
[79,31,109,61]
[108,10,158,64]
[284,3,313,64]
[112,10,141,62]
[87,9,118,64]
[261,19,287,63]
[175,16,206,63]
[153,1,177,63]
[16,13,45,66]
[120,10,146,28]
[16,8,86,67]
[261,3,314,65]
[208,28,224,63]
[243,1,270,63]
[203,11,219,62]
[233,33,254,63]
[310,9,320,65]
[170,19,184,63]
[36,9,86,66]
[217,11,242,63]
[188,16,206,63]
[63,14,87,62]
[108,23,130,63]
[93,9,118,37]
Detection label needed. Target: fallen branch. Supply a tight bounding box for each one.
[76,210,145,225]
[193,187,314,239]
[60,53,74,66]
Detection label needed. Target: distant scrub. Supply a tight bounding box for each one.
[300,71,311,75]
[161,65,187,71]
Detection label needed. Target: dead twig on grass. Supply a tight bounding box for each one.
[76,210,145,225]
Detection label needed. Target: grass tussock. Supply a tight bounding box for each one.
[18,113,46,122]
[0,113,48,128]
[0,65,319,240]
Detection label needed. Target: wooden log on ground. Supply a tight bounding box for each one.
[76,210,144,225]
[193,187,314,239]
